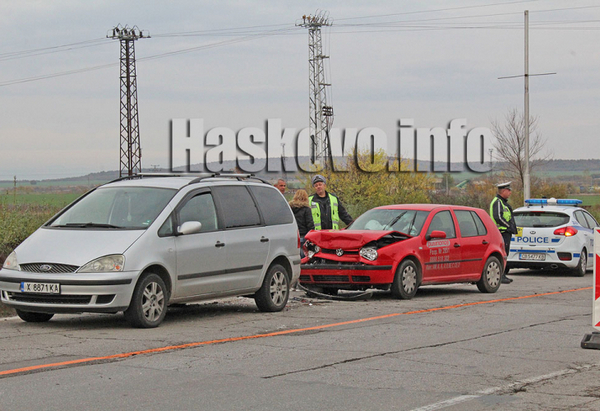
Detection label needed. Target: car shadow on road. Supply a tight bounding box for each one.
[9,297,268,329]
[509,268,590,278]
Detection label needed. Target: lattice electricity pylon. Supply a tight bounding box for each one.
[107,25,149,177]
[297,11,334,167]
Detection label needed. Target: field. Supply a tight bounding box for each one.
[576,194,600,206]
[0,191,84,206]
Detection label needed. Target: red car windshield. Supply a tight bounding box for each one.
[349,209,429,236]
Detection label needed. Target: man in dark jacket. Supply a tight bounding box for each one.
[489,181,518,284]
[308,175,353,230]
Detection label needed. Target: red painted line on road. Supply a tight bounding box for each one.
[0,286,590,377]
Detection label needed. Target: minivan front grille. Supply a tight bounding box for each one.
[7,292,91,305]
[20,263,79,274]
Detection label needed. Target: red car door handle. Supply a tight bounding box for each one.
[482,240,489,245]
[454,243,461,248]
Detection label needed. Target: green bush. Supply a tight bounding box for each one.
[0,204,61,317]
[0,204,60,264]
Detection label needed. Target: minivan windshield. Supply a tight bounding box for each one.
[514,211,570,228]
[48,186,176,229]
[349,209,429,236]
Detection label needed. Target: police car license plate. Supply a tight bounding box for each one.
[20,282,60,294]
[519,253,546,261]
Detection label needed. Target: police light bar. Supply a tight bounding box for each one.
[525,198,582,206]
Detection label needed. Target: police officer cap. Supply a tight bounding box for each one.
[312,174,326,185]
[497,181,511,190]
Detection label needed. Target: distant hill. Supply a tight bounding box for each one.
[537,159,600,173]
[2,158,599,186]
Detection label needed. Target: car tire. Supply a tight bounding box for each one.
[124,273,168,328]
[573,249,587,277]
[476,256,502,293]
[391,259,419,300]
[254,264,290,312]
[16,309,54,323]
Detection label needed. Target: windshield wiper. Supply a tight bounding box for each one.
[52,222,122,229]
[383,213,406,230]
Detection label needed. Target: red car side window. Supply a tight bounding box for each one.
[427,211,456,239]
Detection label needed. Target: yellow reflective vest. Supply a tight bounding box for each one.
[309,193,340,230]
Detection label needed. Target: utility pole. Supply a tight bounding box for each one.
[297,11,334,169]
[281,143,286,181]
[524,10,530,203]
[498,11,555,204]
[107,25,149,177]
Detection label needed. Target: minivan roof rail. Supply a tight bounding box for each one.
[104,172,270,186]
[187,172,270,185]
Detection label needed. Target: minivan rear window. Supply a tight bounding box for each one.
[214,186,261,228]
[249,186,294,226]
[514,211,570,228]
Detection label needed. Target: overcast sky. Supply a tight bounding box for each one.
[1,0,599,180]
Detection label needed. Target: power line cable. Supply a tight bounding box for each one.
[1,2,599,87]
[0,39,114,62]
[0,38,108,58]
[334,0,544,21]
[0,28,300,87]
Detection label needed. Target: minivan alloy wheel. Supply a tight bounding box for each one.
[254,264,290,312]
[125,273,168,328]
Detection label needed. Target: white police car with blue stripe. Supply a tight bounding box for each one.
[507,198,597,276]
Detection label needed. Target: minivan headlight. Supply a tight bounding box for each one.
[78,255,125,273]
[2,251,20,271]
[360,247,378,261]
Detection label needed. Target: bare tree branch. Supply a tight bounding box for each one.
[491,108,552,188]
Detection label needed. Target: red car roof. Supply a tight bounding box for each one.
[374,204,483,212]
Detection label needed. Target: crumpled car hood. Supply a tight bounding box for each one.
[305,230,410,249]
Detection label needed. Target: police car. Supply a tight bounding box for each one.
[507,198,598,276]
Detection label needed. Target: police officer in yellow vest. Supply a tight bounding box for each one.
[490,181,518,284]
[309,174,353,230]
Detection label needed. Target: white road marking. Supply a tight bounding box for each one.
[410,365,592,411]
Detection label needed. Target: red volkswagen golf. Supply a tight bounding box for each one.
[300,204,506,299]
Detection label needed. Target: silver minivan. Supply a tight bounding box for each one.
[0,174,301,327]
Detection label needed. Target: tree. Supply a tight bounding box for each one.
[491,109,551,188]
[301,149,434,219]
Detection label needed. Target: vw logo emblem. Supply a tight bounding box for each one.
[39,264,53,272]
[335,249,344,256]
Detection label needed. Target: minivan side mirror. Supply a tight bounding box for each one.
[426,230,446,240]
[178,221,202,235]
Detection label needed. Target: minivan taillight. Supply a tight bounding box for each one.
[297,231,301,249]
[554,226,578,237]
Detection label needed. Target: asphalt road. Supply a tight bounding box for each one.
[1,269,599,411]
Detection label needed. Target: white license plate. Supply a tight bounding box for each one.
[519,253,546,261]
[20,282,61,294]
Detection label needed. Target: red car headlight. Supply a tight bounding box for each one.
[305,242,320,259]
[360,247,378,261]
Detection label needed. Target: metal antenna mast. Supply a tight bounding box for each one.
[107,25,149,177]
[297,11,334,168]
